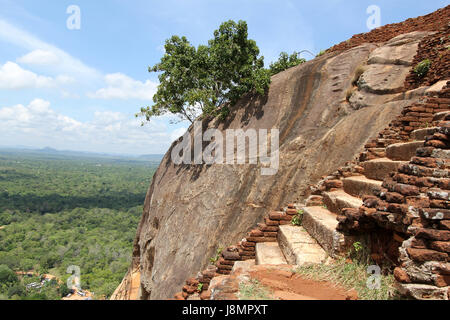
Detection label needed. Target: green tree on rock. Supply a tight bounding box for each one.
[138,20,271,124]
[269,51,306,75]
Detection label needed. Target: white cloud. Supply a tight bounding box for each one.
[0,61,54,89]
[88,73,158,101]
[0,61,77,90]
[0,19,100,80]
[0,19,158,103]
[17,49,60,65]
[0,99,180,154]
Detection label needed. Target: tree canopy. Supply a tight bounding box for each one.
[269,51,306,76]
[138,20,271,123]
[0,151,158,299]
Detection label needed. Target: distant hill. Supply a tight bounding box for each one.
[0,146,164,163]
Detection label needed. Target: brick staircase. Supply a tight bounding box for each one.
[175,80,450,300]
[253,129,442,267]
[238,88,450,288]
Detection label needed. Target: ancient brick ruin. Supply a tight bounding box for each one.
[174,22,450,299]
[175,83,450,300]
[327,6,450,55]
[336,84,450,299]
[113,5,450,301]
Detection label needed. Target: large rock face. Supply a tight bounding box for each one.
[113,32,430,300]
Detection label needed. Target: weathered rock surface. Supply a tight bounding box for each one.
[367,31,432,66]
[114,36,428,300]
[358,64,411,94]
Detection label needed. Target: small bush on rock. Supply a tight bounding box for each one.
[291,209,304,226]
[413,59,431,78]
[316,50,326,57]
[269,52,306,76]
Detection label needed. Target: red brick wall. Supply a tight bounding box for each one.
[405,25,450,90]
[174,205,298,300]
[327,5,450,54]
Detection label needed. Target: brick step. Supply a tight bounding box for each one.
[433,111,450,122]
[343,175,383,198]
[302,206,355,257]
[362,158,409,180]
[411,127,439,141]
[277,225,328,265]
[323,190,363,214]
[255,243,287,265]
[386,141,424,161]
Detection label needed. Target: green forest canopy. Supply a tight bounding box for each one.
[0,151,159,299]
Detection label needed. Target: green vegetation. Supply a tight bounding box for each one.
[239,279,274,300]
[269,52,306,75]
[0,267,70,300]
[138,20,321,124]
[0,150,159,299]
[413,59,431,78]
[294,240,399,300]
[291,209,304,226]
[138,20,271,124]
[316,50,326,57]
[209,247,223,264]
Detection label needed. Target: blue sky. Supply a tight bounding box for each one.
[0,0,447,155]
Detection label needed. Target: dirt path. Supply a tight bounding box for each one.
[207,263,358,300]
[248,265,357,300]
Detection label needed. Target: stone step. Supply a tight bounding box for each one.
[277,225,328,265]
[255,243,287,265]
[302,206,355,257]
[386,141,424,161]
[433,111,450,122]
[411,127,439,141]
[343,175,383,198]
[323,190,363,214]
[361,158,408,180]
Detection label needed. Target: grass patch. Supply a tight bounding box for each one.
[294,242,400,300]
[316,50,326,57]
[238,279,275,300]
[209,247,223,264]
[346,87,357,102]
[352,65,366,86]
[413,59,431,78]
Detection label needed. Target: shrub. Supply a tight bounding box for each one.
[291,209,304,226]
[346,88,356,102]
[353,65,366,86]
[413,59,431,78]
[316,50,326,57]
[209,247,223,264]
[269,52,306,75]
